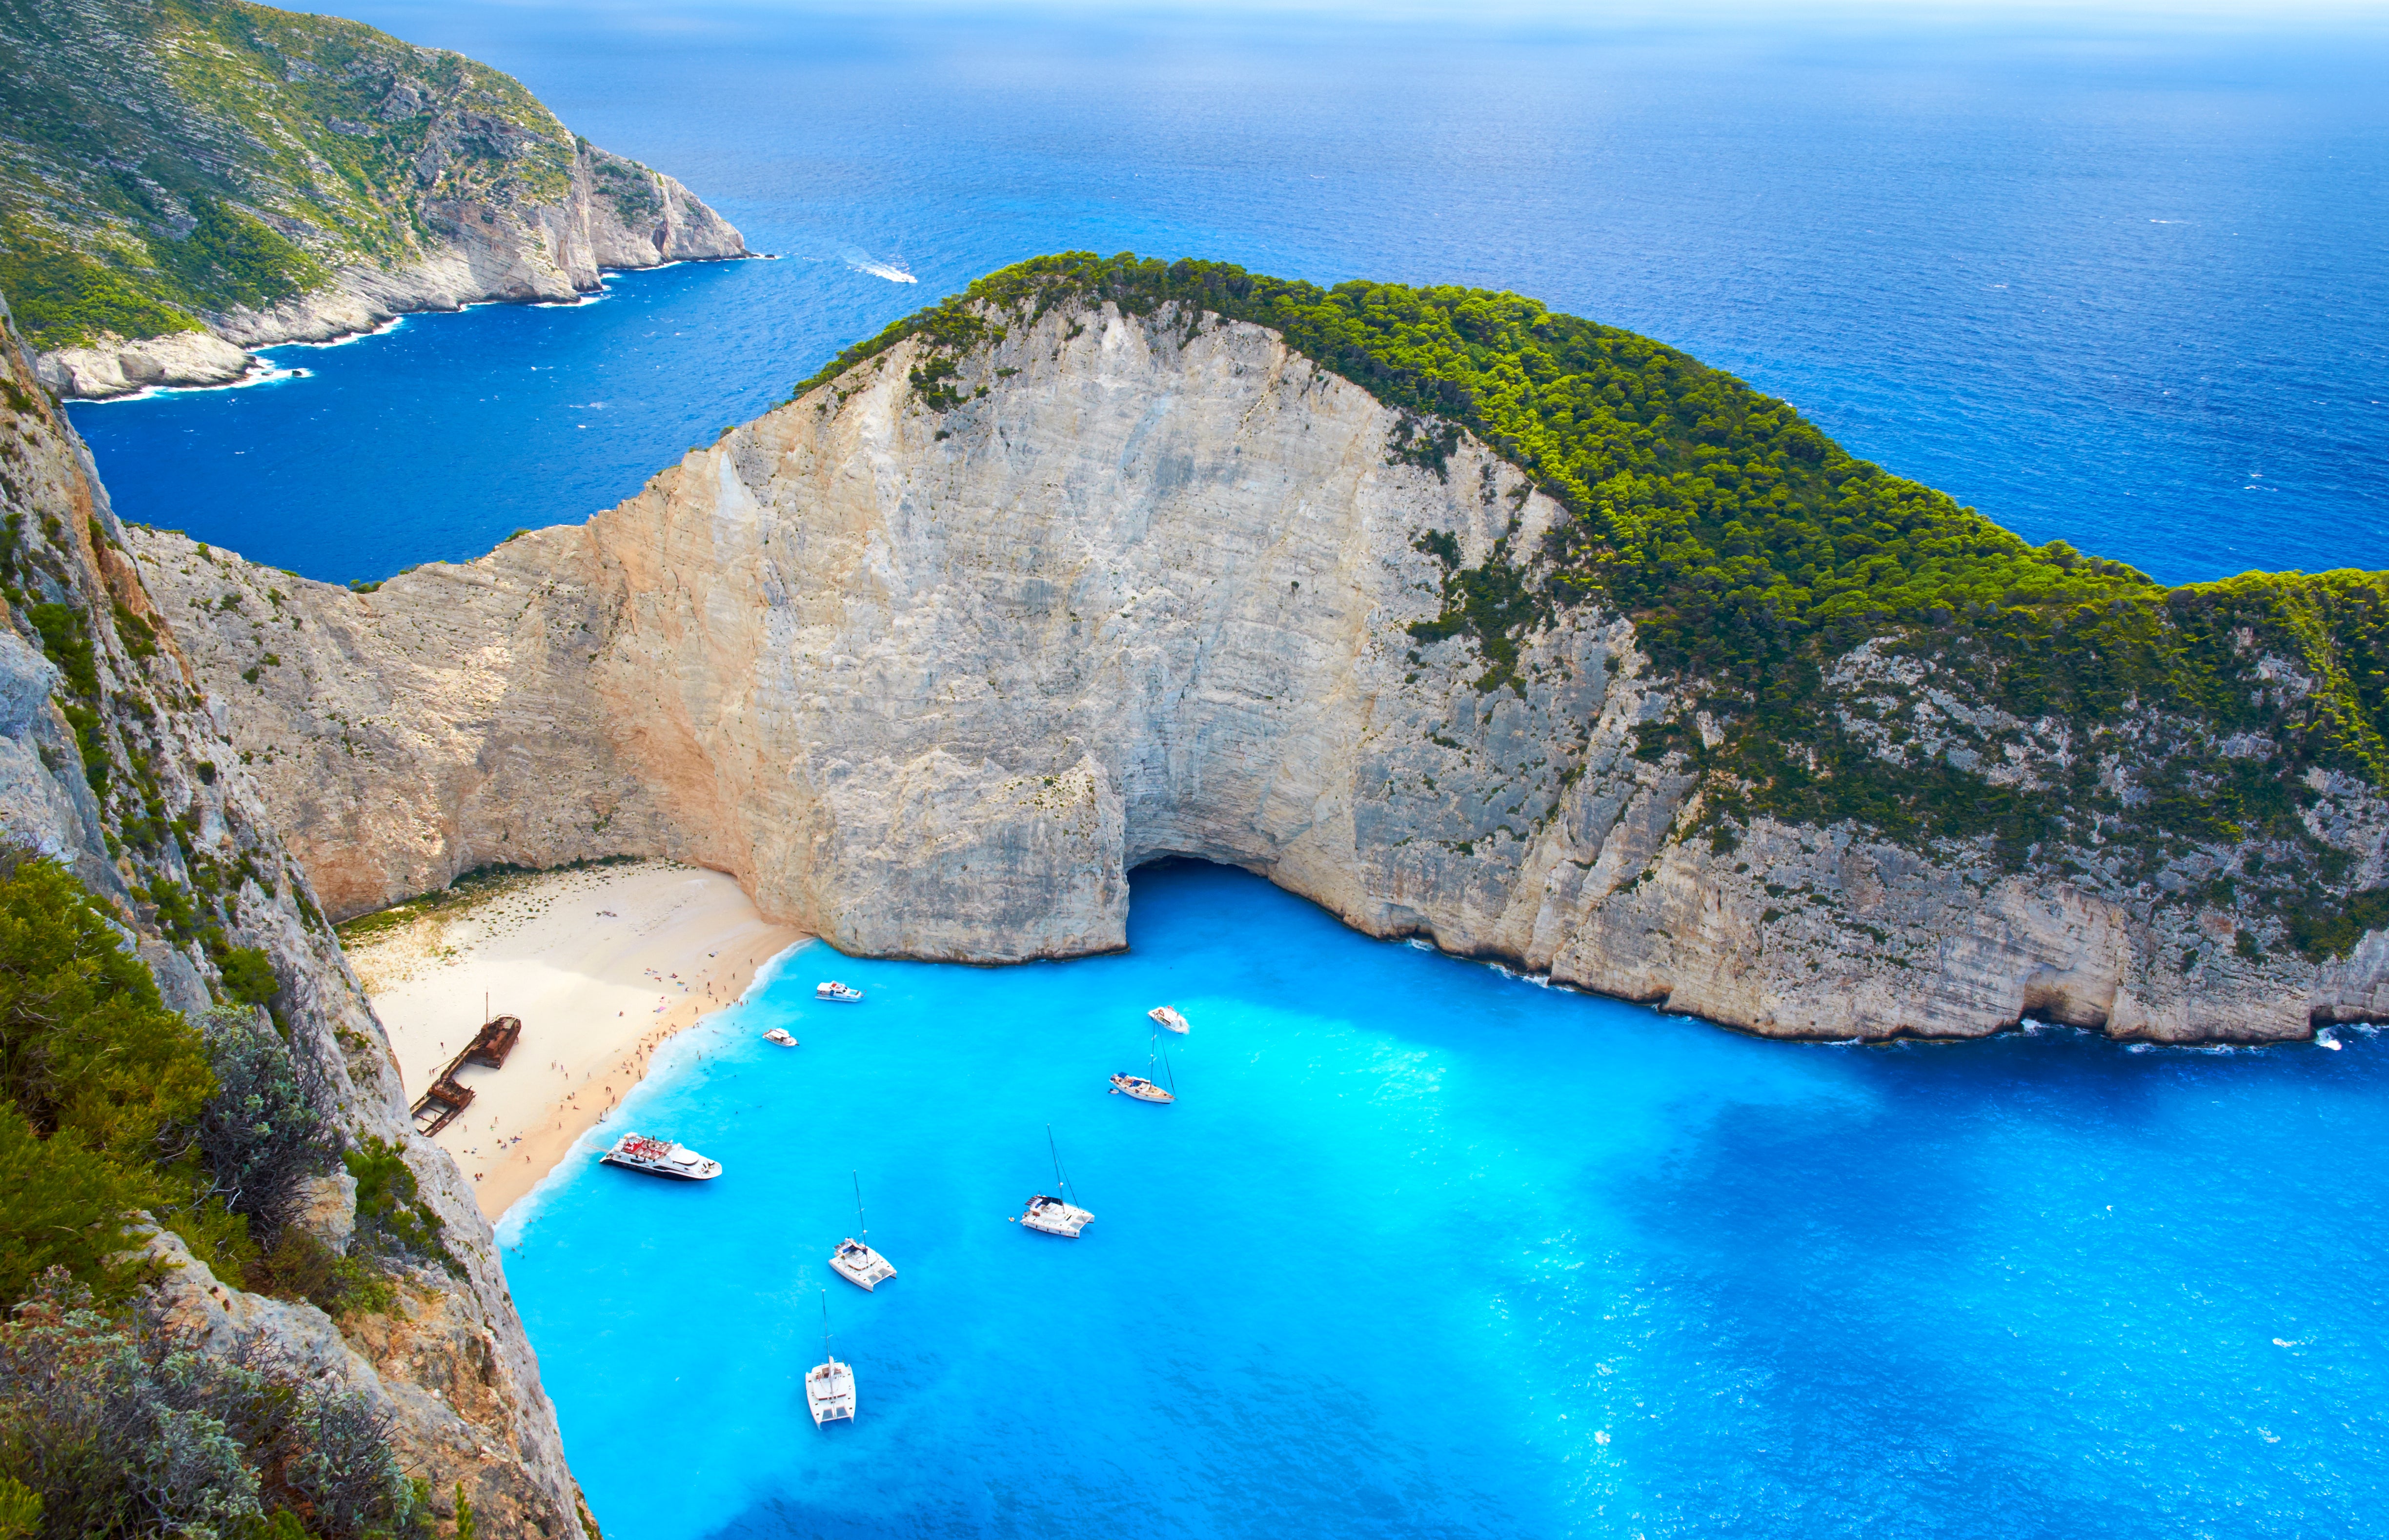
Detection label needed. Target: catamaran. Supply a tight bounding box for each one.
[816,981,863,1002]
[1148,1005,1191,1034]
[805,1291,856,1426]
[598,1133,721,1181]
[763,1027,798,1047]
[1018,1126,1094,1238]
[1109,1031,1177,1104]
[830,1171,897,1291]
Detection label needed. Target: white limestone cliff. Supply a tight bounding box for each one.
[134,298,2389,1043]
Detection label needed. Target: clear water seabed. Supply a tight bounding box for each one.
[67,4,2389,587]
[506,862,2387,1540]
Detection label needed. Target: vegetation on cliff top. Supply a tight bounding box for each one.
[0,0,579,348]
[810,252,2389,952]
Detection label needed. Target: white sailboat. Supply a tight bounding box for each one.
[1109,1031,1177,1104]
[1018,1125,1094,1238]
[830,1171,897,1291]
[805,1290,856,1426]
[1148,1005,1190,1034]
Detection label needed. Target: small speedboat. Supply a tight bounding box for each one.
[599,1132,722,1181]
[1148,1005,1190,1034]
[763,1028,799,1048]
[1020,1193,1094,1238]
[830,1238,897,1290]
[817,981,863,1002]
[2318,1031,2344,1051]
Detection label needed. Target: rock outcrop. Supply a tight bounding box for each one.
[0,292,587,1532]
[133,295,2389,1042]
[2,0,749,398]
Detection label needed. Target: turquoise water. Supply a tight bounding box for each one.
[503,862,2389,1539]
[51,5,2389,1526]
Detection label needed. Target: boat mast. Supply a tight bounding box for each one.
[820,1288,833,1365]
[1160,1038,1176,1096]
[852,1170,867,1243]
[1047,1123,1072,1205]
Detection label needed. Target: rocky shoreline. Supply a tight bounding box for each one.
[39,142,751,400]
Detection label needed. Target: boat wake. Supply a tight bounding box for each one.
[840,246,918,284]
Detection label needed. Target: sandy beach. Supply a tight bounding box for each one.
[345,860,807,1216]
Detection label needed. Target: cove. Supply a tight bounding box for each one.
[500,861,2388,1539]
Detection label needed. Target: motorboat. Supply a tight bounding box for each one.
[763,1028,799,1048]
[830,1238,897,1290]
[1148,1005,1190,1034]
[806,1292,856,1425]
[830,1172,896,1290]
[1017,1127,1093,1237]
[598,1132,722,1180]
[817,981,863,1002]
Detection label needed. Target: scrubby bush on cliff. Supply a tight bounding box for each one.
[0,1272,430,1540]
[0,856,393,1315]
[0,854,243,1302]
[343,1139,455,1274]
[196,1008,334,1244]
[197,1008,396,1316]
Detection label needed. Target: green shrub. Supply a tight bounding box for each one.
[0,857,263,1297]
[0,230,199,351]
[151,196,328,316]
[0,1273,424,1538]
[196,1007,332,1242]
[344,1139,453,1272]
[248,1227,392,1319]
[216,945,280,1007]
[0,1109,153,1307]
[0,1474,37,1539]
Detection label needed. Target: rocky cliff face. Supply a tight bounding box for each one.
[132,296,2389,1043]
[0,295,587,1533]
[2,0,748,399]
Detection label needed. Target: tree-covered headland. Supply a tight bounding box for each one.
[808,252,2389,959]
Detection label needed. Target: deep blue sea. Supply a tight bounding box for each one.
[506,862,2388,1540]
[56,5,2389,1533]
[64,2,2389,586]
